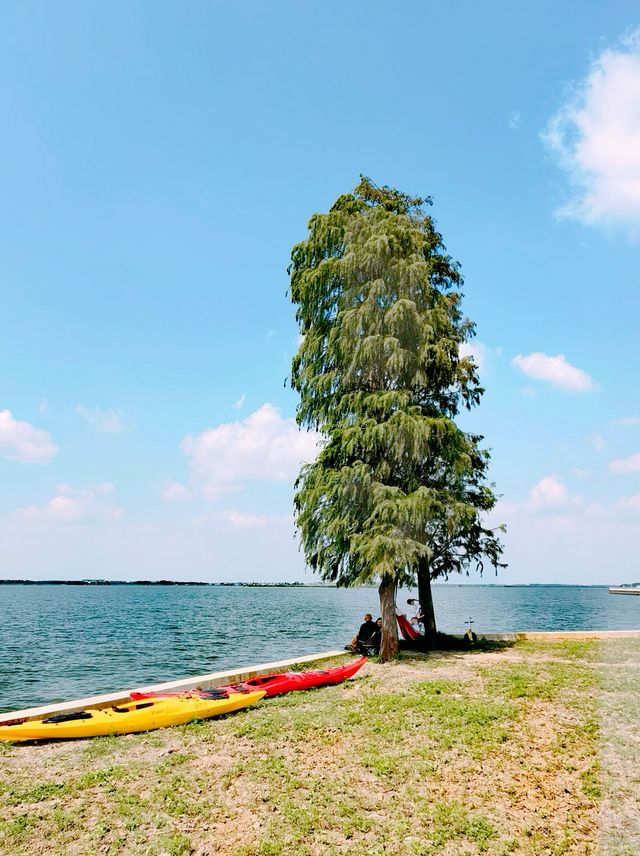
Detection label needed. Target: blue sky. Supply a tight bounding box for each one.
[1,1,640,583]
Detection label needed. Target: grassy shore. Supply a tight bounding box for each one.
[0,639,637,855]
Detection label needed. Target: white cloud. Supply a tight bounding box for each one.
[529,474,581,510]
[614,494,640,513]
[93,482,116,495]
[75,405,127,433]
[590,432,606,452]
[0,409,58,463]
[181,403,320,499]
[542,32,640,230]
[15,483,123,524]
[512,352,595,392]
[232,393,246,411]
[611,416,640,426]
[160,481,191,502]
[571,467,592,479]
[610,451,640,474]
[216,510,269,528]
[508,110,521,130]
[195,509,293,531]
[38,398,49,416]
[459,341,488,372]
[486,495,640,585]
[496,474,582,516]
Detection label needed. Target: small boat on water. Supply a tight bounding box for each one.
[131,656,366,700]
[608,584,640,596]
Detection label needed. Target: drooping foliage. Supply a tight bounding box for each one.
[290,178,504,659]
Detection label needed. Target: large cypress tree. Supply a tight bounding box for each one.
[290,178,504,660]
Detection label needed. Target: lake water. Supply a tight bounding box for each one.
[1,583,639,712]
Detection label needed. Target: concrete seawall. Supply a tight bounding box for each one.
[4,630,640,726]
[0,649,348,726]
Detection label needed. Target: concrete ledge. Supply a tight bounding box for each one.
[0,649,349,726]
[484,630,640,641]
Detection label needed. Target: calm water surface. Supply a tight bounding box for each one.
[1,584,638,712]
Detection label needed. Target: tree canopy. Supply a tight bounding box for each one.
[290,177,504,659]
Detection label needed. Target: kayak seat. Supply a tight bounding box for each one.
[42,711,93,724]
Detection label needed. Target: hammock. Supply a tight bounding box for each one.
[396,612,421,641]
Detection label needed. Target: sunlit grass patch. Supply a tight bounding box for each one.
[82,732,120,758]
[429,800,499,851]
[151,830,192,856]
[1,780,71,805]
[513,639,599,661]
[0,812,38,849]
[481,660,597,703]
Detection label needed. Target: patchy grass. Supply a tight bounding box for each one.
[512,639,600,662]
[0,642,617,855]
[598,638,640,854]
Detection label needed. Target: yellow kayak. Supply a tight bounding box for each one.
[0,690,266,741]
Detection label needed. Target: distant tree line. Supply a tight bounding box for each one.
[0,580,313,587]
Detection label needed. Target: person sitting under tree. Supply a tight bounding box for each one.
[346,613,380,655]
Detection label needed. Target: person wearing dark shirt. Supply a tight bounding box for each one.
[344,613,380,655]
[357,614,377,646]
[366,617,382,654]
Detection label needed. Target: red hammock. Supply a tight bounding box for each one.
[397,612,421,641]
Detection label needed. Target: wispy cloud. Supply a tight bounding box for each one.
[610,416,640,427]
[614,494,640,513]
[541,31,640,232]
[571,467,592,479]
[610,452,640,474]
[508,110,521,130]
[14,483,122,524]
[160,481,191,502]
[512,352,596,392]
[232,393,246,411]
[590,433,606,452]
[75,405,127,433]
[197,510,266,528]
[0,409,58,463]
[195,510,294,529]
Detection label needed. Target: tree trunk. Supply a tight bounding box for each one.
[417,561,437,640]
[378,574,398,662]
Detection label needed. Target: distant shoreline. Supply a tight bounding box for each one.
[0,579,331,587]
[0,580,612,587]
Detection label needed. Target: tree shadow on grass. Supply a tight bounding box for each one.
[399,633,514,656]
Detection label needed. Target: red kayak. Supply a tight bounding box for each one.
[130,656,366,701]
